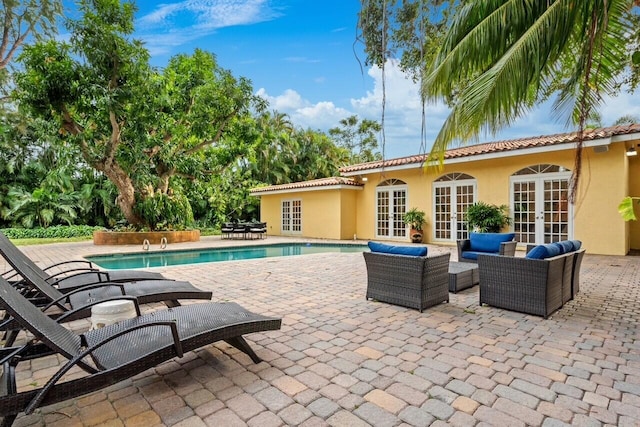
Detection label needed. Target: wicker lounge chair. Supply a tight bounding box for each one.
[363,251,450,312]
[0,278,281,426]
[0,260,213,345]
[0,232,166,290]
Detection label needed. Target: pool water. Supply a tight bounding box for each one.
[86,243,368,269]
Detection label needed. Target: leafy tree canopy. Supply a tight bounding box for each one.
[14,0,260,229]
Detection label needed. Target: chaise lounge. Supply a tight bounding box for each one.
[0,277,281,427]
[0,232,166,291]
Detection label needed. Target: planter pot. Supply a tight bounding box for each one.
[93,230,200,246]
[410,229,423,243]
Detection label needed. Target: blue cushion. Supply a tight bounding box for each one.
[525,243,561,259]
[554,240,574,254]
[367,241,427,257]
[570,240,582,251]
[469,232,516,253]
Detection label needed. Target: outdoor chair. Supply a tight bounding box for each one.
[456,232,517,263]
[0,232,166,291]
[477,249,575,318]
[220,222,235,239]
[364,249,450,312]
[249,222,267,239]
[0,277,281,427]
[0,260,213,345]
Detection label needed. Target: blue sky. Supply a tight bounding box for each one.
[63,0,639,159]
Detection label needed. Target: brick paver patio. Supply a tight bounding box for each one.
[1,237,639,426]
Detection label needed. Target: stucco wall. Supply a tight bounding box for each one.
[353,142,634,255]
[256,188,360,239]
[255,138,638,255]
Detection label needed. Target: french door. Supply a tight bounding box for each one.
[511,165,572,244]
[432,174,476,242]
[376,181,407,239]
[281,199,302,234]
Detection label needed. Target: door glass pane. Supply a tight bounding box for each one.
[377,190,390,236]
[512,181,536,243]
[292,200,302,232]
[281,201,290,232]
[434,186,451,239]
[543,179,569,243]
[455,184,475,240]
[393,190,407,237]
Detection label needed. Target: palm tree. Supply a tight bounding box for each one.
[424,0,639,200]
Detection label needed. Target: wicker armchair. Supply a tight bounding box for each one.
[477,252,575,318]
[363,252,450,312]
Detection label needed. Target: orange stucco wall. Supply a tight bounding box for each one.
[255,138,639,255]
[256,188,361,240]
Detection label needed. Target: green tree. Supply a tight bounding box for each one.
[14,0,258,229]
[0,0,62,91]
[329,115,382,164]
[423,0,639,200]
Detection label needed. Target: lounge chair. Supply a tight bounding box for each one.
[0,258,213,344]
[0,277,281,426]
[0,232,166,290]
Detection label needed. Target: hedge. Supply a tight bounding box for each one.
[1,225,105,239]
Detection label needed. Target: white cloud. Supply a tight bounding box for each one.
[137,0,281,57]
[256,88,351,130]
[256,59,639,160]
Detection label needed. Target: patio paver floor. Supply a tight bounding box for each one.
[1,236,639,426]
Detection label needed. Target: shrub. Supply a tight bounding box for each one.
[1,225,105,239]
[465,202,512,233]
[134,193,194,231]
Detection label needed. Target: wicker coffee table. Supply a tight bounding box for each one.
[449,262,480,293]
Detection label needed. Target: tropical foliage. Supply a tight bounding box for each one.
[358,0,640,203]
[4,0,381,231]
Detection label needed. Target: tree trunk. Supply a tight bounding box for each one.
[100,162,143,226]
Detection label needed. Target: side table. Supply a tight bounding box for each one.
[449,262,480,293]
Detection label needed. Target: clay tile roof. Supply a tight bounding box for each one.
[339,123,640,174]
[250,176,362,195]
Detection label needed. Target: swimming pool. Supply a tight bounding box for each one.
[86,243,369,269]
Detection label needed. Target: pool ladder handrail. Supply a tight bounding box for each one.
[160,237,167,249]
[142,239,150,251]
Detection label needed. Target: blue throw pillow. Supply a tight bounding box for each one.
[469,232,516,253]
[554,240,574,254]
[525,243,561,259]
[367,241,427,256]
[570,240,582,251]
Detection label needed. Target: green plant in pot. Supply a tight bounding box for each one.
[465,202,512,233]
[403,208,427,243]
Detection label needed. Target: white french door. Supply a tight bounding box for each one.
[281,199,302,234]
[433,174,476,242]
[376,182,407,239]
[511,166,572,244]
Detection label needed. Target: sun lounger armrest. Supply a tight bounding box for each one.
[55,295,142,323]
[26,320,182,414]
[48,270,111,289]
[0,346,24,365]
[42,260,95,273]
[42,282,126,311]
[45,267,99,280]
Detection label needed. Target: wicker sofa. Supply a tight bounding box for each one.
[363,249,450,312]
[457,232,517,263]
[478,240,584,318]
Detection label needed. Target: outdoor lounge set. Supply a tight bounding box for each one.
[364,238,584,319]
[221,222,267,240]
[0,232,282,426]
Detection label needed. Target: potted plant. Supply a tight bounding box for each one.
[465,201,512,233]
[403,208,427,243]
